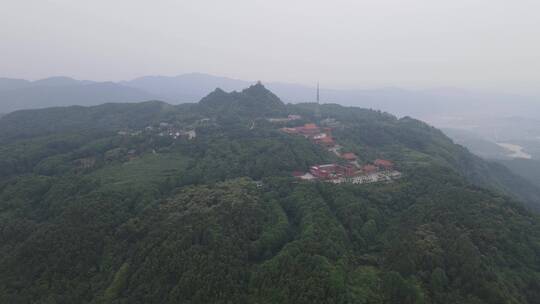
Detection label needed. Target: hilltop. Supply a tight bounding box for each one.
[0,84,539,303]
[198,82,286,117]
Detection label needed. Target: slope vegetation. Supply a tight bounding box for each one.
[0,84,539,303]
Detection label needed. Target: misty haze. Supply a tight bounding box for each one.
[1,1,539,303]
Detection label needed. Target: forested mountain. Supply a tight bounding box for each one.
[496,158,540,189]
[0,84,539,304]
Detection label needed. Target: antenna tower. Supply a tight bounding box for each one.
[315,82,321,118]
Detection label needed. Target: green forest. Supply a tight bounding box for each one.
[0,84,539,303]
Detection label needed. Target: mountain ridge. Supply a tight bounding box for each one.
[3,73,540,120]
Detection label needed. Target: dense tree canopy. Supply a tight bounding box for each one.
[0,85,539,303]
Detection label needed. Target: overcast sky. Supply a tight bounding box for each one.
[1,0,539,94]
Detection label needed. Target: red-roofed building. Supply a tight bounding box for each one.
[281,123,336,140]
[310,165,332,179]
[282,123,321,137]
[310,163,357,179]
[280,127,298,134]
[362,164,378,174]
[374,159,393,170]
[338,164,358,177]
[297,124,321,136]
[292,171,305,177]
[341,152,358,161]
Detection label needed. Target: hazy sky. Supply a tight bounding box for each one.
[1,0,539,93]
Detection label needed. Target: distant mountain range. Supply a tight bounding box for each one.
[1,73,540,119]
[0,77,154,113]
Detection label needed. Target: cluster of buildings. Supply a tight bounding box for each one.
[280,122,357,162]
[294,159,401,185]
[281,121,402,185]
[117,122,197,141]
[300,163,356,180]
[159,129,197,140]
[281,123,337,147]
[152,122,197,140]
